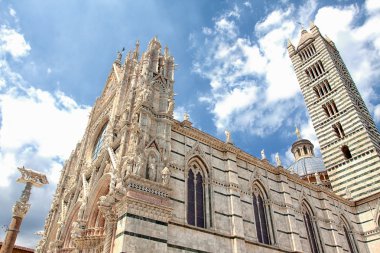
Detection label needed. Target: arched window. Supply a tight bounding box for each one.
[341,217,358,253]
[341,145,352,159]
[92,123,108,160]
[187,162,206,228]
[302,203,322,253]
[303,146,308,155]
[253,192,270,244]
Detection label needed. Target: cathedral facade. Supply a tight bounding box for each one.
[38,24,380,253]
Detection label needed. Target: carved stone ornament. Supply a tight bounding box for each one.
[161,166,171,186]
[12,201,31,218]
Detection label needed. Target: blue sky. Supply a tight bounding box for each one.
[1,0,380,248]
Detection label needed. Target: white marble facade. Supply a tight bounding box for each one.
[38,35,380,253]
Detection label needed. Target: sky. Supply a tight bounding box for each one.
[1,0,380,248]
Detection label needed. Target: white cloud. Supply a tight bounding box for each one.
[202,27,213,35]
[243,1,252,8]
[9,8,16,17]
[0,86,90,186]
[374,104,380,123]
[255,8,292,32]
[173,105,187,121]
[193,4,308,135]
[0,26,31,59]
[366,0,380,13]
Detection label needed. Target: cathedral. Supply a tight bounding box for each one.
[37,23,380,253]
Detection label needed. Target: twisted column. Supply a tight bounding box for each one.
[98,196,117,253]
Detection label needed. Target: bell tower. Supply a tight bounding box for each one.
[288,22,380,200]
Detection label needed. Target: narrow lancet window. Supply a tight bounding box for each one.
[253,187,270,245]
[187,162,207,228]
[187,170,195,226]
[302,204,321,253]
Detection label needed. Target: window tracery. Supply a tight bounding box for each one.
[92,123,108,160]
[186,159,210,228]
[301,203,322,253]
[252,184,271,245]
[341,217,358,253]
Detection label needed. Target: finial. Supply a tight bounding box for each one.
[133,40,140,60]
[115,49,123,64]
[309,21,316,28]
[287,38,293,47]
[164,45,169,58]
[295,126,301,140]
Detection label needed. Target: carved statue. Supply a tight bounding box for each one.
[275,153,282,167]
[167,97,174,115]
[134,154,144,176]
[125,156,134,175]
[183,112,189,121]
[148,156,157,181]
[261,149,266,160]
[345,187,352,199]
[161,166,171,186]
[70,222,81,238]
[143,84,152,102]
[225,130,232,143]
[315,172,322,185]
[78,174,89,220]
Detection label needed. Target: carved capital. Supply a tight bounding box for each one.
[12,200,31,218]
[99,205,118,223]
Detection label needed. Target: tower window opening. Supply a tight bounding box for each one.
[303,146,308,155]
[332,122,345,139]
[322,105,330,117]
[305,61,326,81]
[314,80,332,99]
[341,145,352,159]
[300,44,316,62]
[323,100,338,117]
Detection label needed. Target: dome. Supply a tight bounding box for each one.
[287,156,326,176]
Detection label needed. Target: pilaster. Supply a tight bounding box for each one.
[225,147,246,253]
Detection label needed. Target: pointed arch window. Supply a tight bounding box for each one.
[252,185,273,245]
[302,203,322,253]
[187,162,207,228]
[341,218,358,253]
[92,123,108,160]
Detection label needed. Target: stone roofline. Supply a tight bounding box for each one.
[0,242,34,252]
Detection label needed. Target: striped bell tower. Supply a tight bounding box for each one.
[288,22,380,200]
